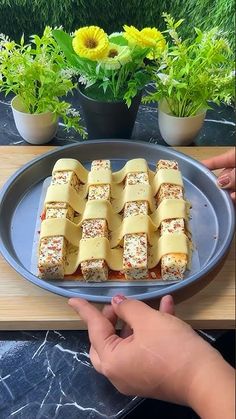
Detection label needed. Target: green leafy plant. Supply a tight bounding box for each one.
[143,14,234,117]
[53,25,166,106]
[0,26,86,137]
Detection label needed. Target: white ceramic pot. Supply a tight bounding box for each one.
[158,100,206,146]
[11,96,58,144]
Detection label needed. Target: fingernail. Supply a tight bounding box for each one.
[112,294,126,304]
[165,295,174,305]
[218,176,230,187]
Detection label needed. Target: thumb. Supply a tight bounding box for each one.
[111,295,155,329]
[159,295,175,315]
[217,168,235,190]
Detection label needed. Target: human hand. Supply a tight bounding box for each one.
[202,148,235,202]
[68,295,225,407]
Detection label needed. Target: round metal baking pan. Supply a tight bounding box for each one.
[0,141,234,302]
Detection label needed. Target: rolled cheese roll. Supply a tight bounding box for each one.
[51,170,82,193]
[38,168,80,279]
[81,160,111,281]
[38,236,67,279]
[45,202,74,222]
[156,160,187,281]
[123,172,149,280]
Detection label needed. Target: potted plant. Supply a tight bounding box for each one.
[53,25,165,139]
[0,27,86,144]
[144,14,234,146]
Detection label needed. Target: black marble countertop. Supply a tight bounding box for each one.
[0,330,141,419]
[0,92,235,146]
[0,329,223,419]
[0,92,235,418]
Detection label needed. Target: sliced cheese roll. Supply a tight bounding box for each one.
[38,170,80,279]
[80,259,108,282]
[124,201,149,218]
[123,172,149,280]
[81,160,111,281]
[88,184,110,201]
[125,172,149,186]
[156,160,187,280]
[38,236,67,279]
[91,160,111,170]
[82,219,108,239]
[51,170,82,193]
[45,202,74,222]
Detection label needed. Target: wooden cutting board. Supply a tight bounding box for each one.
[0,146,235,330]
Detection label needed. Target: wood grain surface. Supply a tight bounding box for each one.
[0,146,235,330]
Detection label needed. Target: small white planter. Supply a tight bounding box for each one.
[158,100,206,146]
[11,96,58,145]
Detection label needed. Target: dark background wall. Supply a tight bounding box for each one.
[0,0,234,45]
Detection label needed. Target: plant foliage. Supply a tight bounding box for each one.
[0,27,86,137]
[53,26,164,105]
[143,14,235,117]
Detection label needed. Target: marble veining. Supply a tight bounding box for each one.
[205,118,235,126]
[0,328,222,419]
[0,92,235,146]
[0,330,139,418]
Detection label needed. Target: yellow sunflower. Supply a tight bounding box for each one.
[141,28,165,48]
[72,26,109,60]
[123,25,165,51]
[123,25,143,46]
[142,29,166,59]
[100,43,131,70]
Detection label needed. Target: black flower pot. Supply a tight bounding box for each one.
[78,87,142,140]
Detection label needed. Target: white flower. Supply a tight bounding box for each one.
[0,33,10,42]
[60,68,78,79]
[78,75,95,87]
[67,108,81,117]
[17,64,25,74]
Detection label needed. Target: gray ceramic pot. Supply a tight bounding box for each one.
[11,96,58,144]
[158,100,206,146]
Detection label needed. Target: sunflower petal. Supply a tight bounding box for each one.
[72,26,109,61]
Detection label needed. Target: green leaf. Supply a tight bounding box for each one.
[53,29,74,53]
[194,27,202,36]
[174,19,184,29]
[108,34,128,46]
[52,29,78,67]
[20,34,24,46]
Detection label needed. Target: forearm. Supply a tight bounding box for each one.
[189,352,235,419]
